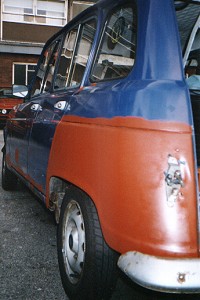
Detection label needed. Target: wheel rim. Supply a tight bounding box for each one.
[62,200,86,284]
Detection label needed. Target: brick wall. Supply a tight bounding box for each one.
[0,53,39,89]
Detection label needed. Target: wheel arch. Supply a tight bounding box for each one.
[48,176,102,227]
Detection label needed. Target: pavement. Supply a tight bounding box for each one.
[0,129,200,300]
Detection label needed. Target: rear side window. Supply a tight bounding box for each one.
[70,19,96,87]
[54,19,96,89]
[91,2,137,82]
[54,28,79,89]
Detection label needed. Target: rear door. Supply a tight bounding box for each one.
[27,18,97,193]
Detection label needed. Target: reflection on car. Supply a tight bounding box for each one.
[0,88,23,125]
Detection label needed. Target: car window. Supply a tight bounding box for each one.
[31,39,62,96]
[54,28,79,90]
[176,4,200,53]
[90,2,137,82]
[70,19,96,87]
[43,41,61,93]
[54,19,96,90]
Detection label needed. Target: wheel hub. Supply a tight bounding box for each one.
[62,200,85,284]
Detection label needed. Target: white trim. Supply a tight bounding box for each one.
[72,1,94,5]
[118,251,200,293]
[0,0,3,40]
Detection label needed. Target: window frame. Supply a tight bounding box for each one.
[53,16,98,91]
[30,36,64,98]
[3,0,67,26]
[90,1,137,83]
[12,63,37,86]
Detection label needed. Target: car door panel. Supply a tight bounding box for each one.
[27,91,74,193]
[7,102,39,175]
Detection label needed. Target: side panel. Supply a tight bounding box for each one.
[27,94,69,193]
[47,116,198,258]
[6,102,39,175]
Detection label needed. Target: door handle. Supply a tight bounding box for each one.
[54,101,70,111]
[31,104,42,111]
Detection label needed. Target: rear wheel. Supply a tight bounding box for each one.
[57,188,118,300]
[2,151,18,191]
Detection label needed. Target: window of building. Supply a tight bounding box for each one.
[3,0,67,26]
[13,63,37,86]
[91,2,137,82]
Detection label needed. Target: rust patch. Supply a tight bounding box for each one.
[177,273,186,284]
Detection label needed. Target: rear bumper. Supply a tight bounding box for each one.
[118,251,200,293]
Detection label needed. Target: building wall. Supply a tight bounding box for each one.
[3,22,61,44]
[0,0,97,90]
[0,53,38,88]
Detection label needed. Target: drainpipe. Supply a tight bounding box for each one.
[68,0,73,22]
[0,0,3,40]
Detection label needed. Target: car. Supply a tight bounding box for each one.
[2,0,200,299]
[0,88,23,125]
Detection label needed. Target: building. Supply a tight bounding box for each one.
[0,0,96,89]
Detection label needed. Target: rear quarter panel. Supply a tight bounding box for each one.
[46,113,198,258]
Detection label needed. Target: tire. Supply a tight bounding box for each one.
[57,187,119,300]
[2,151,18,191]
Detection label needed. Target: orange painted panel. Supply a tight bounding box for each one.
[47,116,198,258]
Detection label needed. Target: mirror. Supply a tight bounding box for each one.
[12,84,28,98]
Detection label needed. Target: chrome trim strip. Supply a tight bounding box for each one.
[118,251,200,293]
[10,118,27,121]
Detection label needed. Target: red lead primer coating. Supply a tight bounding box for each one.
[47,115,198,257]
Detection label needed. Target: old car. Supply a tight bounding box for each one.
[2,0,200,299]
[0,88,23,125]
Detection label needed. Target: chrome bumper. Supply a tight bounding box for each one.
[118,251,200,293]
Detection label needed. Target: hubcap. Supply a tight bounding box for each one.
[62,200,85,284]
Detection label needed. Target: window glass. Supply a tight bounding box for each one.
[54,28,78,89]
[91,3,137,81]
[37,0,65,19]
[13,63,36,85]
[70,19,96,87]
[54,19,96,90]
[43,41,61,92]
[4,0,33,14]
[27,65,36,84]
[3,0,66,26]
[14,65,26,85]
[176,4,200,52]
[31,40,61,96]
